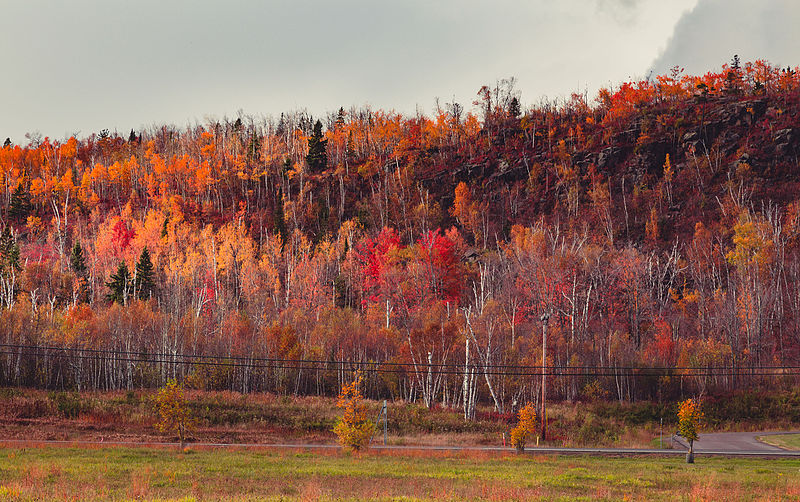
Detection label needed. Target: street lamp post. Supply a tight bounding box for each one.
[540,312,550,441]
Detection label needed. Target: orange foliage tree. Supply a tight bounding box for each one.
[678,398,704,463]
[510,403,537,452]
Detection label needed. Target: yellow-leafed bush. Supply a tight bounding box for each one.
[333,375,374,451]
[510,403,537,452]
[153,378,195,449]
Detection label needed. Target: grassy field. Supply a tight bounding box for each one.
[0,445,799,501]
[758,433,800,450]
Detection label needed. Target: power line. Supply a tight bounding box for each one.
[2,346,799,378]
[1,343,791,372]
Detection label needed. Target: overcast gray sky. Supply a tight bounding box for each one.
[1,0,796,143]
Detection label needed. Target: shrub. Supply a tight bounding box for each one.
[49,392,83,418]
[4,396,51,418]
[153,379,195,449]
[574,415,619,445]
[333,375,374,451]
[0,388,22,399]
[510,403,537,452]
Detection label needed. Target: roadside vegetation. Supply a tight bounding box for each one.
[757,433,800,450]
[3,387,800,449]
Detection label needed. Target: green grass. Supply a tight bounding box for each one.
[0,445,799,500]
[758,433,800,450]
[648,437,674,449]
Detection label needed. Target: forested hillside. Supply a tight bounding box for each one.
[2,60,800,413]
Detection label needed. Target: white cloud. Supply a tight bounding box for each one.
[650,0,800,75]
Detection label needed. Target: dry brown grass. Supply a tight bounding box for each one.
[2,387,799,454]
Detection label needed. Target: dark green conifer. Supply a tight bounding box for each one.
[508,96,521,118]
[9,182,32,221]
[70,242,87,277]
[134,247,156,300]
[0,227,20,304]
[0,226,21,275]
[70,241,90,303]
[106,260,131,305]
[247,134,262,161]
[0,226,13,258]
[306,120,328,172]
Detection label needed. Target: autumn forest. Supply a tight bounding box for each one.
[2,60,800,415]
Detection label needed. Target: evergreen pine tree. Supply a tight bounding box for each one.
[3,138,11,148]
[70,241,90,303]
[726,54,743,94]
[247,134,262,161]
[306,120,328,172]
[508,96,521,118]
[0,226,20,305]
[134,247,156,300]
[281,157,292,176]
[0,226,13,258]
[276,113,286,137]
[106,261,131,305]
[70,242,87,277]
[9,182,32,221]
[0,226,21,274]
[334,275,349,309]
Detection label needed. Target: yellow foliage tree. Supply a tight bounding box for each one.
[726,212,774,275]
[333,375,375,451]
[678,398,704,463]
[154,378,194,449]
[510,403,537,452]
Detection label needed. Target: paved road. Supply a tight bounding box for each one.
[3,437,800,458]
[672,431,800,454]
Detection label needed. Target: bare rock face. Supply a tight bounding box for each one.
[773,128,797,158]
[597,147,622,169]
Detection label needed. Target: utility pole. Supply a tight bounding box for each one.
[371,400,389,446]
[540,312,550,441]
